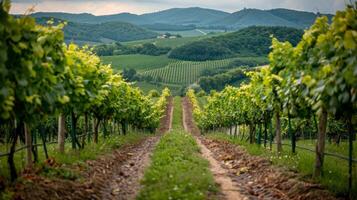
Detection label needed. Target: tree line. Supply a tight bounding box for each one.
[94,42,171,56]
[169,26,303,61]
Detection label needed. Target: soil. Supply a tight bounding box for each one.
[183,97,248,200]
[182,97,339,200]
[11,97,174,200]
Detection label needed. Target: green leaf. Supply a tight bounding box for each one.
[344,31,356,49]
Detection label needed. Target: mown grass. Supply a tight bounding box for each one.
[138,97,218,199]
[207,133,357,198]
[100,54,175,72]
[172,96,183,129]
[0,133,147,180]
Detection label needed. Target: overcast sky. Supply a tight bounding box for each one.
[10,0,353,15]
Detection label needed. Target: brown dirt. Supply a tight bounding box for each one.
[11,98,174,200]
[182,97,339,200]
[183,97,247,200]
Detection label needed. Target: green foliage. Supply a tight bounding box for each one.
[148,89,160,98]
[0,3,66,122]
[36,17,158,43]
[198,68,250,92]
[187,5,357,197]
[94,42,171,56]
[169,26,303,61]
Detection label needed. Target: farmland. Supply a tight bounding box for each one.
[100,54,175,72]
[122,33,222,48]
[142,58,235,84]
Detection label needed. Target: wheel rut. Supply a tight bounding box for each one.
[182,97,248,200]
[12,98,174,200]
[102,97,173,200]
[182,97,337,200]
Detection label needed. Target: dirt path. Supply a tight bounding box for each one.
[182,97,337,200]
[13,98,173,200]
[182,97,248,200]
[102,97,174,200]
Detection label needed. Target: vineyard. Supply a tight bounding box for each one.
[101,54,175,72]
[142,59,234,84]
[187,5,357,197]
[0,1,171,185]
[1,0,357,199]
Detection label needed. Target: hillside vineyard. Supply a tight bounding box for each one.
[1,1,356,200]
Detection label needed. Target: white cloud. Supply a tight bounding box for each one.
[10,0,353,15]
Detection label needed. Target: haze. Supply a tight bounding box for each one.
[10,0,352,15]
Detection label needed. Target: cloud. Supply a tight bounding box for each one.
[10,0,353,15]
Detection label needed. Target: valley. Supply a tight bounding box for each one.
[2,1,356,200]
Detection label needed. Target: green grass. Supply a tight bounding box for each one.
[138,97,218,199]
[172,96,183,129]
[123,35,213,49]
[137,130,218,200]
[154,29,226,37]
[0,133,147,180]
[101,54,175,72]
[143,58,236,84]
[206,133,357,198]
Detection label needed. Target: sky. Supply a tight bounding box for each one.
[10,0,353,15]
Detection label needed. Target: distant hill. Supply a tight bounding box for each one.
[267,9,334,28]
[29,7,333,29]
[141,7,229,25]
[168,26,304,61]
[211,8,333,29]
[36,17,158,43]
[211,8,296,29]
[31,12,151,24]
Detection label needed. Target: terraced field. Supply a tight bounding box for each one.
[142,59,234,84]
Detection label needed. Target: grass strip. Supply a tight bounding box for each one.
[137,130,218,200]
[138,97,218,199]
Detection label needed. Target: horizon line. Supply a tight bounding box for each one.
[10,6,337,16]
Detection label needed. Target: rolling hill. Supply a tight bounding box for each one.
[29,7,332,30]
[141,7,229,25]
[31,12,150,24]
[212,8,334,29]
[36,17,157,43]
[211,8,297,28]
[168,26,304,61]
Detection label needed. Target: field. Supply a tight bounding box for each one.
[122,33,222,48]
[142,58,235,84]
[154,29,226,37]
[100,54,175,72]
